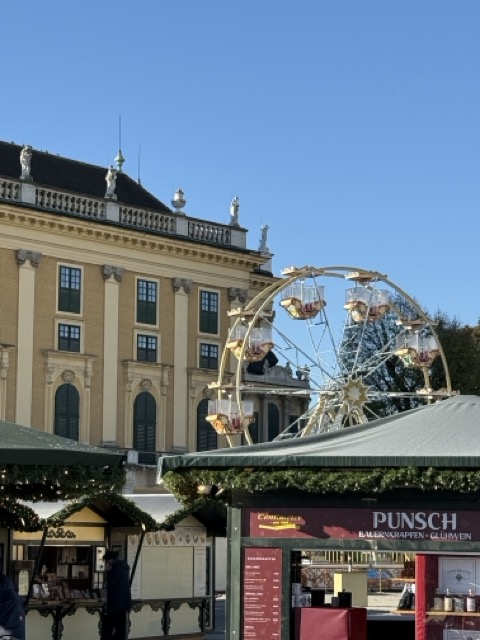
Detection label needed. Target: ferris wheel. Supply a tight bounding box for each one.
[207,266,454,447]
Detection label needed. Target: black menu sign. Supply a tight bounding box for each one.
[243,547,282,639]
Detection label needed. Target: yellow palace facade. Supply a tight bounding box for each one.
[0,141,283,489]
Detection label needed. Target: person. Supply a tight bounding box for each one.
[0,573,25,640]
[101,549,132,640]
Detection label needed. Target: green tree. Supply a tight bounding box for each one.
[338,296,466,419]
[430,313,480,395]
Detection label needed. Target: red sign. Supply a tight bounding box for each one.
[245,507,480,542]
[243,547,282,639]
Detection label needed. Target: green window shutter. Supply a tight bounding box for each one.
[58,267,81,313]
[137,281,157,325]
[134,392,156,451]
[196,399,217,451]
[268,403,280,441]
[200,291,218,334]
[54,384,79,441]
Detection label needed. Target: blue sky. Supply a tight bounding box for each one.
[2,1,479,325]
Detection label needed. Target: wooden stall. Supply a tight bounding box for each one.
[8,494,218,640]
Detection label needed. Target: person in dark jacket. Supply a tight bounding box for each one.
[0,573,25,640]
[101,549,132,640]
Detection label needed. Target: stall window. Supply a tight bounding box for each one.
[196,399,217,451]
[55,384,80,441]
[134,392,156,453]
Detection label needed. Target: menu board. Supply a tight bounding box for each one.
[243,547,282,639]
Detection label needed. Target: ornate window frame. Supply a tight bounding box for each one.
[43,350,96,442]
[122,361,169,451]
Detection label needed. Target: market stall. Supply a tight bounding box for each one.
[159,394,480,640]
[10,494,218,640]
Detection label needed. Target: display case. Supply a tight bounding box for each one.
[417,555,480,640]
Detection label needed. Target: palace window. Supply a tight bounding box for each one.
[137,335,158,362]
[58,266,81,314]
[54,384,79,441]
[136,279,158,325]
[268,403,280,441]
[199,290,219,334]
[134,392,156,453]
[199,343,219,369]
[58,324,81,353]
[197,399,218,452]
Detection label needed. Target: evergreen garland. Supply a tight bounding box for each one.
[162,466,480,505]
[41,493,160,531]
[0,464,125,502]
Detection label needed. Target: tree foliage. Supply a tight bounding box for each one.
[339,294,426,418]
[338,296,480,419]
[431,313,480,395]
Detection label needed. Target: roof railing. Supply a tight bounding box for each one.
[0,179,246,248]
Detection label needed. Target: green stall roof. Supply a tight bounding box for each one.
[159,395,480,475]
[0,420,125,467]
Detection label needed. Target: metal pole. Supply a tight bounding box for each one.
[129,529,146,588]
[25,527,48,608]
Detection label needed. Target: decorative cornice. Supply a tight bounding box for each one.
[0,205,267,270]
[172,277,193,294]
[228,287,248,303]
[42,350,97,386]
[16,249,42,268]
[102,264,124,282]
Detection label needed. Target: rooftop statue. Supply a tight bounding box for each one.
[259,224,269,252]
[20,145,33,180]
[230,196,240,226]
[105,165,118,198]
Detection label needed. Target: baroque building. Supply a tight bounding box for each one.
[0,141,306,489]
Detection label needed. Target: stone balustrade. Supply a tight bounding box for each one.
[36,188,105,219]
[189,220,231,245]
[120,206,176,234]
[0,179,243,248]
[0,179,19,202]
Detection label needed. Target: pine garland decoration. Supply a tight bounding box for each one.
[162,466,480,506]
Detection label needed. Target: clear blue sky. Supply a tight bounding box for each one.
[2,1,479,325]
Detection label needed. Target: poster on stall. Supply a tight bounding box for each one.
[194,546,207,596]
[243,547,282,639]
[439,557,476,595]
